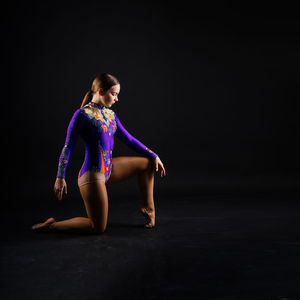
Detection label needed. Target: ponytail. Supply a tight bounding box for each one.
[80,90,93,108]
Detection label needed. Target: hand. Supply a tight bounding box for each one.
[154,156,166,177]
[54,177,67,201]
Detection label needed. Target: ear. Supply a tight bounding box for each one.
[98,88,104,96]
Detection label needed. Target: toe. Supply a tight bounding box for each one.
[32,223,41,230]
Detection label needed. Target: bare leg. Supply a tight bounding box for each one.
[32,181,108,234]
[138,160,155,228]
[106,156,156,228]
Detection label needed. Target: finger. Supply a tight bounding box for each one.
[65,184,67,194]
[160,164,164,175]
[59,189,62,201]
[156,162,158,171]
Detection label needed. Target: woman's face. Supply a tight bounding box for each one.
[102,84,120,107]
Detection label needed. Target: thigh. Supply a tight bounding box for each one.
[106,156,152,185]
[79,181,108,232]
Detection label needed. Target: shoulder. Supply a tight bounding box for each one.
[73,107,85,116]
[70,107,89,122]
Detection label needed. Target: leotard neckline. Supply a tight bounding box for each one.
[89,101,105,109]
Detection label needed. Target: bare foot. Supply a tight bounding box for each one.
[32,217,56,232]
[140,207,155,228]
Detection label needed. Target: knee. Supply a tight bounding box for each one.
[141,157,154,171]
[93,225,106,235]
[90,221,106,235]
[137,157,151,173]
[93,227,106,234]
[146,157,155,172]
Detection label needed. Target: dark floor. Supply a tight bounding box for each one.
[1,190,300,300]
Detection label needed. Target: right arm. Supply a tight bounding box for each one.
[56,108,85,178]
[54,109,85,200]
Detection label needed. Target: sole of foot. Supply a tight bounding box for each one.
[140,207,155,228]
[32,217,56,232]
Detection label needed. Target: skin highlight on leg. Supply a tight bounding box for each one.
[106,156,156,228]
[32,181,108,234]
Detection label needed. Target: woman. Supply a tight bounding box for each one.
[32,73,166,234]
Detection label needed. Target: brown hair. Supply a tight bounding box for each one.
[80,73,120,108]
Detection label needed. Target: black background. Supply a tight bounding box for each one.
[2,0,300,203]
[2,1,300,299]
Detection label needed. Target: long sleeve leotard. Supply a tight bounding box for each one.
[56,101,158,183]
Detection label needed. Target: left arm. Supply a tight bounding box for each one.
[114,112,158,160]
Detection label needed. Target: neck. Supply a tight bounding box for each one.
[91,95,105,107]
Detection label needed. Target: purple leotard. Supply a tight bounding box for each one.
[56,101,158,183]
